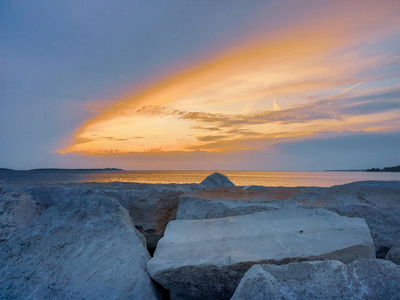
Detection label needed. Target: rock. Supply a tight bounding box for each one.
[176,196,278,220]
[0,189,43,227]
[0,189,44,244]
[199,172,235,189]
[332,205,400,257]
[297,181,400,209]
[293,181,400,257]
[22,185,91,208]
[231,259,400,300]
[387,242,400,265]
[5,183,185,253]
[119,186,183,253]
[0,195,160,300]
[177,187,303,220]
[148,208,375,300]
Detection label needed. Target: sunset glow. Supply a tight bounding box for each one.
[2,1,400,170]
[60,1,400,156]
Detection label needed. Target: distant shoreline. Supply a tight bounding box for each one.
[1,167,399,173]
[0,168,124,172]
[365,165,400,172]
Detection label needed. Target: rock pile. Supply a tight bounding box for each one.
[1,183,187,253]
[1,174,399,299]
[148,208,375,299]
[231,259,400,300]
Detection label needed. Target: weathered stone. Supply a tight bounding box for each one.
[177,186,303,220]
[0,195,160,300]
[231,259,400,300]
[331,205,400,257]
[176,196,277,220]
[148,208,375,300]
[297,180,400,209]
[293,181,400,257]
[4,183,186,252]
[119,186,183,252]
[387,242,400,265]
[199,172,235,189]
[0,189,43,227]
[0,189,44,243]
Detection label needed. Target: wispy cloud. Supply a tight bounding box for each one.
[59,1,400,155]
[337,82,364,96]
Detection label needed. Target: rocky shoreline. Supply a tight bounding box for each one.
[1,173,400,299]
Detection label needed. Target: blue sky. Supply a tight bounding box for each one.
[1,1,399,170]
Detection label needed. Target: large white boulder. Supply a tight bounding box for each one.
[7,183,186,253]
[0,194,160,300]
[297,181,400,208]
[177,185,303,220]
[332,204,400,257]
[177,196,280,220]
[231,259,400,300]
[148,208,375,299]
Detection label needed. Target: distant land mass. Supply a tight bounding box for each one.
[0,168,124,172]
[366,165,400,172]
[325,169,366,172]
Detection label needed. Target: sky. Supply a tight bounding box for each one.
[1,0,400,170]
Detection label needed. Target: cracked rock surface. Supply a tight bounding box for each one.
[0,193,160,300]
[148,208,375,300]
[231,259,400,300]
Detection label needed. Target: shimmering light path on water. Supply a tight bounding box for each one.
[1,170,399,187]
[85,171,400,187]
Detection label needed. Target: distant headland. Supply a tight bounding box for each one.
[366,165,400,172]
[0,168,124,172]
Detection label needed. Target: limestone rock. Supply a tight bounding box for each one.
[231,259,400,300]
[332,204,400,256]
[0,189,44,244]
[199,172,235,189]
[7,183,184,253]
[148,208,375,300]
[176,186,304,220]
[118,186,183,252]
[177,187,303,220]
[297,180,400,209]
[176,196,278,220]
[0,195,160,300]
[0,189,43,228]
[387,242,400,265]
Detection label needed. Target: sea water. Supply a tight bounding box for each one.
[1,170,399,187]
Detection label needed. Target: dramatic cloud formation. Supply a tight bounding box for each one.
[60,1,400,157]
[2,1,399,170]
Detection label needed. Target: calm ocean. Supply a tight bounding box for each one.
[1,170,399,187]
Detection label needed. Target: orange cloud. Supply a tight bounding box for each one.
[60,1,400,155]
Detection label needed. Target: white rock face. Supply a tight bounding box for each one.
[148,208,375,300]
[0,195,160,300]
[176,197,277,220]
[5,183,185,253]
[176,185,303,220]
[177,196,304,220]
[332,204,400,256]
[231,259,400,300]
[0,190,43,229]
